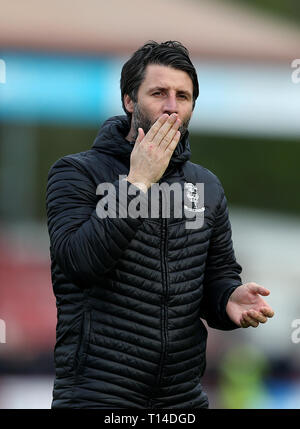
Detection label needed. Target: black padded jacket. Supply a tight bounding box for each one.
[46,115,242,409]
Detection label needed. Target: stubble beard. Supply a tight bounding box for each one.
[131,103,190,142]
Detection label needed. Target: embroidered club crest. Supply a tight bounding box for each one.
[184,182,205,213]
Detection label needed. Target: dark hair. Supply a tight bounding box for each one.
[120,40,199,120]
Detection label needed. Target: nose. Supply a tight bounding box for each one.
[163,93,178,115]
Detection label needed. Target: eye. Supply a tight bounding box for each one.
[152,91,162,96]
[178,94,187,99]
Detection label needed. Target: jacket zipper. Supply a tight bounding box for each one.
[157,216,169,385]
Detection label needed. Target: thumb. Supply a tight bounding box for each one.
[136,128,145,144]
[249,283,270,296]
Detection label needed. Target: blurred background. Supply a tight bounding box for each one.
[0,0,300,409]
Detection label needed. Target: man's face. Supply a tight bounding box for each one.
[129,64,194,141]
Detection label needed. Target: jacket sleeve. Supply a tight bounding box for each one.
[199,183,242,330]
[46,156,147,286]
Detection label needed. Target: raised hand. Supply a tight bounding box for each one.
[126,113,181,192]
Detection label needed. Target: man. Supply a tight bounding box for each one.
[46,41,274,409]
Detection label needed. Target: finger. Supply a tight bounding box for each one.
[247,310,268,324]
[145,114,169,142]
[160,118,181,150]
[165,130,181,156]
[240,320,250,328]
[260,307,275,318]
[152,113,178,145]
[242,313,259,328]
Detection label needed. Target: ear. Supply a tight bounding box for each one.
[124,94,134,113]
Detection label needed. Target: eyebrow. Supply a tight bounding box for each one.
[148,86,192,98]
